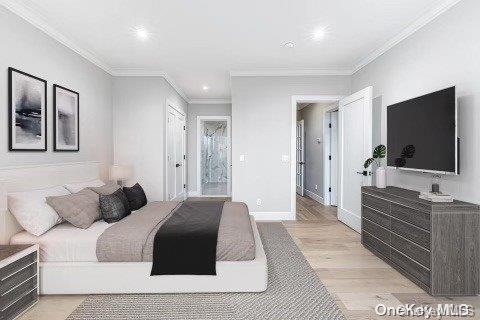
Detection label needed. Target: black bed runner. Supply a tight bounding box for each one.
[150,201,224,275]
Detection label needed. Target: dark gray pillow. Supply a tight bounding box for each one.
[123,183,147,211]
[99,189,131,223]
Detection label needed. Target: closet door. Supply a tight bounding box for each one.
[166,105,186,201]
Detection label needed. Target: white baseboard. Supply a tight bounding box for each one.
[304,189,324,204]
[338,208,361,233]
[251,212,296,221]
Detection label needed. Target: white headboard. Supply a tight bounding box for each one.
[0,161,103,244]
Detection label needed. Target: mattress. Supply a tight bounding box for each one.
[10,220,111,262]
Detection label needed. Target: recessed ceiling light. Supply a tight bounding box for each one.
[283,41,295,48]
[312,27,327,41]
[135,27,150,40]
[202,85,210,91]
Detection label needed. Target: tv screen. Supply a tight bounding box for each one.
[387,86,457,174]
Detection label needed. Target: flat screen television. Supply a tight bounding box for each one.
[387,86,458,174]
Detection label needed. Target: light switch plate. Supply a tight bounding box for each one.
[281,155,289,163]
[239,154,246,162]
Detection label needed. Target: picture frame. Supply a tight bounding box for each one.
[53,84,80,152]
[8,67,48,151]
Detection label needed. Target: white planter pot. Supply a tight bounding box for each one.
[375,167,386,188]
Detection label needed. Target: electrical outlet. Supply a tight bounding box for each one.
[256,198,262,206]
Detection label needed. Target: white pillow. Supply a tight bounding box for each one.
[8,186,71,236]
[64,179,105,193]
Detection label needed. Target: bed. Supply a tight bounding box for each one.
[0,162,268,294]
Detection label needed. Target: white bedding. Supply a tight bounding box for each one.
[10,220,113,262]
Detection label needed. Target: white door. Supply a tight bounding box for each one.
[296,120,305,196]
[330,111,338,206]
[338,87,373,232]
[167,106,186,201]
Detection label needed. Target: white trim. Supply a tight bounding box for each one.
[196,116,231,197]
[338,208,361,233]
[291,95,344,219]
[230,69,352,77]
[165,101,187,201]
[251,212,296,221]
[112,69,189,102]
[353,0,463,73]
[322,105,339,206]
[189,99,232,105]
[0,0,113,74]
[305,189,324,205]
[38,217,267,294]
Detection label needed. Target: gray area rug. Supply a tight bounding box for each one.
[68,222,345,320]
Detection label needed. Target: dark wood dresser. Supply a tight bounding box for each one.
[0,245,38,320]
[361,186,480,296]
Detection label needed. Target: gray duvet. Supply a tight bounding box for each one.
[96,201,255,262]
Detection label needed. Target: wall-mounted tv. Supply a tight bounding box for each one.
[387,86,457,174]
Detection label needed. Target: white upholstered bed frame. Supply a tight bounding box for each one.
[0,162,268,294]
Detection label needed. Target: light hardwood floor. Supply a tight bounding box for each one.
[18,195,479,320]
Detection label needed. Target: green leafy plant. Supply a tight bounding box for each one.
[364,144,386,169]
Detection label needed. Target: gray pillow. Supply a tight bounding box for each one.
[89,182,121,196]
[46,188,100,229]
[99,189,130,223]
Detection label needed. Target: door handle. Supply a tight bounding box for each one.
[299,162,305,165]
[356,170,368,176]
[176,163,181,168]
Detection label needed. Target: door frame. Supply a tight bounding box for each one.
[291,95,344,217]
[196,115,232,197]
[296,119,305,196]
[164,100,187,201]
[322,104,339,206]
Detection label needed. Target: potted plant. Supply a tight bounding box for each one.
[364,144,387,188]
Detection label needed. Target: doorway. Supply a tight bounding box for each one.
[291,90,372,232]
[196,116,231,197]
[166,102,186,201]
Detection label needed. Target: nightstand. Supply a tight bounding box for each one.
[0,245,39,320]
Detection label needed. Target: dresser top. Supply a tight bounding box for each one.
[0,245,34,262]
[362,186,479,210]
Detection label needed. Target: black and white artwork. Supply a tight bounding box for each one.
[8,67,47,151]
[54,85,79,151]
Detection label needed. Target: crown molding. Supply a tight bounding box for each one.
[230,68,353,77]
[352,0,463,74]
[0,0,113,74]
[110,68,189,102]
[189,99,232,105]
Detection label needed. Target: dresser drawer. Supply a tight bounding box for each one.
[391,203,430,231]
[1,289,37,320]
[0,276,37,311]
[363,206,391,229]
[391,249,430,287]
[362,232,390,260]
[391,233,430,269]
[0,253,36,281]
[362,194,389,213]
[363,219,390,244]
[391,219,430,249]
[0,262,37,296]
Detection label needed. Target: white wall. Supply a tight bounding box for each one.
[186,104,231,195]
[0,6,113,177]
[231,76,351,215]
[113,77,187,201]
[297,103,330,200]
[352,0,480,203]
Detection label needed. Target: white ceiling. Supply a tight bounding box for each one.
[1,0,461,101]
